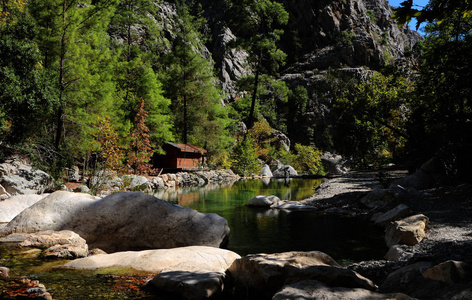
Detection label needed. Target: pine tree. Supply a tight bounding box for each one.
[225,0,289,129]
[160,1,234,157]
[29,0,117,155]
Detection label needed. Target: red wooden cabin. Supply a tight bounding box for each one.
[153,142,207,172]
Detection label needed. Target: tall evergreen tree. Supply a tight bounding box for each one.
[225,0,289,129]
[160,1,234,158]
[109,0,173,150]
[29,0,118,155]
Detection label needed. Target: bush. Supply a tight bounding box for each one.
[292,144,325,176]
[230,135,261,177]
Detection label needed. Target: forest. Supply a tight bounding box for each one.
[0,0,471,183]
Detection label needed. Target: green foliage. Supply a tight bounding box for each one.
[292,144,325,176]
[338,30,356,46]
[334,72,413,168]
[394,0,472,30]
[230,136,260,177]
[366,10,377,23]
[406,8,472,179]
[0,13,59,143]
[225,0,289,128]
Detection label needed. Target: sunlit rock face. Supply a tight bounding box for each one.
[1,191,230,252]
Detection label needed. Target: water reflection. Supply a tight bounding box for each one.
[152,178,387,261]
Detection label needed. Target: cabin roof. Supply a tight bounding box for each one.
[166,142,207,154]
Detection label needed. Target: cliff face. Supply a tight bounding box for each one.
[190,0,422,100]
[281,0,421,71]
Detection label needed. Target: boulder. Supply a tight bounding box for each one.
[0,191,96,235]
[261,164,273,177]
[384,245,414,262]
[272,200,317,211]
[374,204,413,227]
[379,262,439,297]
[272,165,298,178]
[385,214,429,247]
[0,194,48,223]
[0,157,52,196]
[62,246,240,299]
[227,251,375,299]
[246,195,280,207]
[18,230,87,249]
[321,152,349,176]
[73,185,90,194]
[1,191,230,252]
[391,158,444,190]
[361,188,397,209]
[273,280,414,300]
[422,260,472,284]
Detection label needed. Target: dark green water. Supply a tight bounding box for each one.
[154,178,387,262]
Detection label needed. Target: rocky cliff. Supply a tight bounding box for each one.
[192,0,422,100]
[155,0,421,146]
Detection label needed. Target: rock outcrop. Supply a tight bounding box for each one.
[0,191,230,252]
[0,157,52,196]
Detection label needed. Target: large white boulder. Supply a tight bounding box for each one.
[62,246,240,299]
[1,191,230,252]
[246,195,280,207]
[0,194,48,223]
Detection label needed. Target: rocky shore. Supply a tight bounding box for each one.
[301,169,472,299]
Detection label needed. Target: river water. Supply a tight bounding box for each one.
[154,178,387,263]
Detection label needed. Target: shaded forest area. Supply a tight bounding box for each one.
[0,0,471,183]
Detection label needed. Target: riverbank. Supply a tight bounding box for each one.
[301,170,472,298]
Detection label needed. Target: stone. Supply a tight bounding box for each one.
[385,214,429,247]
[260,164,273,177]
[18,230,87,249]
[321,152,349,176]
[41,243,89,259]
[1,191,230,252]
[0,191,96,235]
[0,157,52,196]
[68,166,80,182]
[384,245,414,262]
[374,204,413,227]
[73,185,90,193]
[391,158,445,190]
[272,200,317,211]
[422,260,472,284]
[62,246,240,299]
[361,188,397,209]
[272,165,298,178]
[380,262,438,297]
[227,251,375,299]
[246,195,280,207]
[273,280,414,300]
[0,194,48,223]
